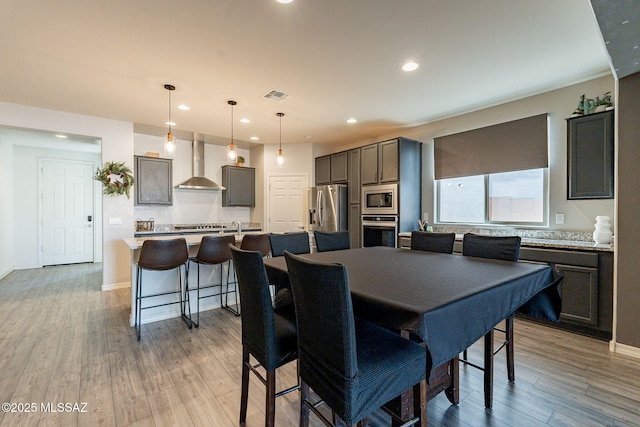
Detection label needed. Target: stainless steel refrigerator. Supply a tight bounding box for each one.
[308,184,348,231]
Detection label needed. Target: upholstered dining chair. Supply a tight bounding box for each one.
[284,251,427,427]
[462,233,522,407]
[410,231,456,254]
[135,238,191,341]
[314,230,351,252]
[269,232,310,257]
[240,233,272,257]
[229,245,299,427]
[187,235,239,326]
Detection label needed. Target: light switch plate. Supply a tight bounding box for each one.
[108,216,122,225]
[555,213,565,225]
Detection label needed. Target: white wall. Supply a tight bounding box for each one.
[0,141,14,279]
[0,102,134,289]
[133,134,252,226]
[334,76,616,232]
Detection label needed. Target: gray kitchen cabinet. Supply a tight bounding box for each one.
[361,144,379,185]
[555,264,598,326]
[567,110,614,199]
[134,155,173,205]
[315,155,331,185]
[360,139,399,184]
[222,165,255,207]
[330,152,348,183]
[348,148,361,204]
[517,247,613,340]
[379,139,399,182]
[348,204,361,248]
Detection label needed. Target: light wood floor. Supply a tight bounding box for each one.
[1,263,640,426]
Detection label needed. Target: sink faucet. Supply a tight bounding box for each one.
[233,220,242,234]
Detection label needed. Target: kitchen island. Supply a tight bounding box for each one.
[123,231,263,327]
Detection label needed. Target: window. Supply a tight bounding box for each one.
[438,168,546,225]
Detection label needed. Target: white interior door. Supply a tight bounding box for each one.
[268,175,307,233]
[41,159,95,266]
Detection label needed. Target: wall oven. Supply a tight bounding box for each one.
[361,183,397,216]
[361,215,398,248]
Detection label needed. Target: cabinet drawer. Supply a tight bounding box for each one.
[519,247,598,267]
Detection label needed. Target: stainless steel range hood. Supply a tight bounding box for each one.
[175,136,226,190]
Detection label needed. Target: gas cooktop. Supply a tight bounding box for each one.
[173,223,226,230]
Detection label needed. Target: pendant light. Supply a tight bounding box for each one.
[227,100,237,162]
[276,112,285,166]
[163,84,177,156]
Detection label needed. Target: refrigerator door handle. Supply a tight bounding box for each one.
[317,190,324,228]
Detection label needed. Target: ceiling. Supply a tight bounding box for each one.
[0,1,617,148]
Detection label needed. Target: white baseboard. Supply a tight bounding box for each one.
[0,267,15,281]
[610,341,640,359]
[102,281,130,291]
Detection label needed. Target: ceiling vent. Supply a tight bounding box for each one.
[263,89,291,102]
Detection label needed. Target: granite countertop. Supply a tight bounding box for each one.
[123,230,264,250]
[397,231,613,252]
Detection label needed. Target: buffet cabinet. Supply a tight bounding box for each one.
[399,237,614,340]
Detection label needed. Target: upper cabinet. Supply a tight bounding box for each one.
[315,153,348,185]
[330,152,348,183]
[361,139,399,184]
[567,110,614,199]
[134,155,173,205]
[348,148,361,204]
[222,165,255,207]
[315,156,331,185]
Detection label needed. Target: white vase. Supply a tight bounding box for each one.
[593,216,612,244]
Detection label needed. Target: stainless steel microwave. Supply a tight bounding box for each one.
[361,183,398,215]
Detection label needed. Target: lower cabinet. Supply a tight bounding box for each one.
[517,247,613,340]
[409,238,614,340]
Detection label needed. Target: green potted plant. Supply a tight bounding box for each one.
[236,156,245,167]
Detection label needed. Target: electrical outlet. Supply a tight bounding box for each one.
[422,212,429,223]
[555,213,565,225]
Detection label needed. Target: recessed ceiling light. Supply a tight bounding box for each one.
[346,118,357,124]
[277,0,293,3]
[165,121,176,126]
[250,136,259,141]
[240,118,251,123]
[402,62,419,72]
[55,134,68,139]
[304,135,313,139]
[177,104,190,111]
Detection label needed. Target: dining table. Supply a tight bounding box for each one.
[263,246,562,420]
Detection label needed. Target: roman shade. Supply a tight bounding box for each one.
[434,113,548,179]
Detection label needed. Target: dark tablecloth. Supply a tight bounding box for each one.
[264,247,561,372]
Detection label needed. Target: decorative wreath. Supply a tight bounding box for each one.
[93,161,135,198]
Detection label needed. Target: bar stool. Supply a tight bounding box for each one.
[135,238,191,341]
[240,233,272,257]
[187,235,239,327]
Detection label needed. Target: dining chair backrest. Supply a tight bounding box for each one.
[269,232,310,257]
[138,238,188,270]
[462,233,521,261]
[230,245,288,371]
[314,230,351,252]
[410,231,456,254]
[193,235,236,265]
[240,233,272,257]
[284,252,358,413]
